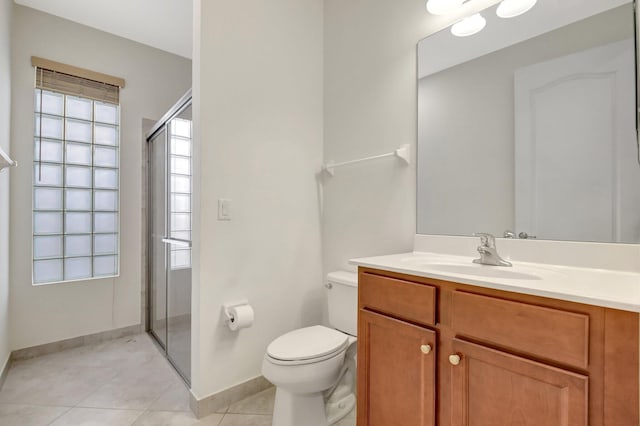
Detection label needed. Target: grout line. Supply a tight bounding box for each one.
[45,406,72,426]
[45,407,146,426]
[145,384,170,410]
[0,402,75,408]
[70,367,121,410]
[130,407,148,426]
[218,413,273,425]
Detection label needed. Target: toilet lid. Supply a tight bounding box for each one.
[267,325,349,362]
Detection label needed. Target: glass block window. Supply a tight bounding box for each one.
[33,88,120,284]
[169,117,192,270]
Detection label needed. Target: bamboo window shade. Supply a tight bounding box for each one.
[32,56,125,104]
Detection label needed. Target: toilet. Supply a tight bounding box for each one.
[262,271,358,426]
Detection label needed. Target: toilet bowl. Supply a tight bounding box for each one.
[262,271,358,426]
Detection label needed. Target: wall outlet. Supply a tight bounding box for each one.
[218,198,231,220]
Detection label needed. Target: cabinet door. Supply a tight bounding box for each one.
[357,309,436,426]
[450,338,588,426]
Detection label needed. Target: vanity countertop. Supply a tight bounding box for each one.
[350,251,640,312]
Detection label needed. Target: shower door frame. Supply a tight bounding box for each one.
[146,89,192,385]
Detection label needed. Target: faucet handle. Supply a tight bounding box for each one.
[473,232,496,248]
[518,232,537,239]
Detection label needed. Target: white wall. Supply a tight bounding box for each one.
[0,0,12,370]
[9,5,191,350]
[191,0,324,399]
[322,0,500,275]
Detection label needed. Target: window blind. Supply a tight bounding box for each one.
[32,57,124,104]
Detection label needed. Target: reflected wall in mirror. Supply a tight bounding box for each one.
[417,0,640,243]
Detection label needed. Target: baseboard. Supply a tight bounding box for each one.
[11,324,144,362]
[0,352,10,390]
[190,375,273,419]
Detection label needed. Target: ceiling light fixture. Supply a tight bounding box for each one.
[426,0,464,16]
[451,13,486,37]
[496,0,537,18]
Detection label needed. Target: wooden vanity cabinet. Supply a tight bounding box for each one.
[358,310,436,426]
[356,268,640,426]
[450,338,588,425]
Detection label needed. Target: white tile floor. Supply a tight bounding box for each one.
[0,333,356,426]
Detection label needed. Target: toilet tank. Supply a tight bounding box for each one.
[327,271,358,336]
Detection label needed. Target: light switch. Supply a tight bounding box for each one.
[218,198,231,221]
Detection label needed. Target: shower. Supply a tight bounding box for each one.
[146,90,192,384]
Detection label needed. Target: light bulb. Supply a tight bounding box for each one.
[496,0,537,18]
[451,13,486,37]
[426,0,464,16]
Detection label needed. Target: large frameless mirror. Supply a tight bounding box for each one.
[417,0,640,243]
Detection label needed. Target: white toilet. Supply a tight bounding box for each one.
[262,271,358,426]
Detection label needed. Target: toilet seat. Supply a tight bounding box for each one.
[266,325,348,366]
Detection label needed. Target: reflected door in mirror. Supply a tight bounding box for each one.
[515,39,639,243]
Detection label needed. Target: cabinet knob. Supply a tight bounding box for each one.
[420,344,432,354]
[449,354,461,366]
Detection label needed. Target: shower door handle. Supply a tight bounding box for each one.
[161,238,192,248]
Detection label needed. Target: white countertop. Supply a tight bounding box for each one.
[350,251,640,312]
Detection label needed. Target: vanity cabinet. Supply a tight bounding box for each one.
[450,338,588,425]
[356,268,639,426]
[358,310,436,426]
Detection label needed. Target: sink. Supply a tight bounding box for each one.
[399,257,546,280]
[425,263,541,280]
[397,255,570,281]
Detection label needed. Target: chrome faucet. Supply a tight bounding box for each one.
[473,233,512,267]
[503,230,516,238]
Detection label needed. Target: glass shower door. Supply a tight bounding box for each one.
[149,128,168,350]
[166,105,192,382]
[147,96,192,384]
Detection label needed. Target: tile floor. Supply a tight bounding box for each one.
[0,333,356,426]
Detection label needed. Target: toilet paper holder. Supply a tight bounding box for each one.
[223,299,249,326]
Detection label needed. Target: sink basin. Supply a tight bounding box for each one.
[425,263,541,280]
[399,255,568,281]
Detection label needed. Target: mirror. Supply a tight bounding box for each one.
[417,0,640,243]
